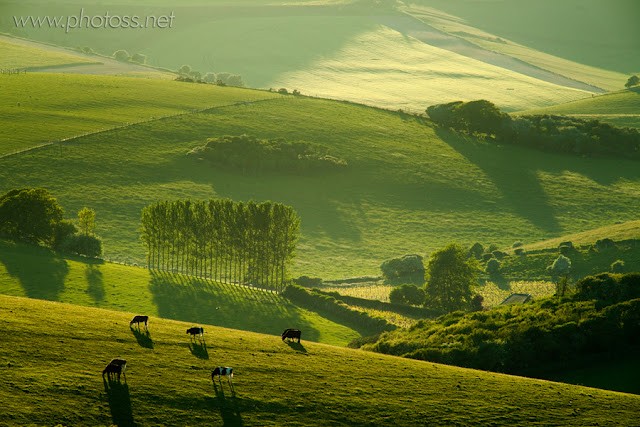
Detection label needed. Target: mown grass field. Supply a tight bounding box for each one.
[1,74,640,279]
[0,73,277,155]
[0,240,359,346]
[2,294,639,426]
[518,88,640,128]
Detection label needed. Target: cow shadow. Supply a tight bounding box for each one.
[212,383,242,426]
[130,327,154,349]
[189,341,209,359]
[103,379,135,427]
[285,341,307,354]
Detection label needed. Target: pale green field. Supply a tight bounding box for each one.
[0,37,95,69]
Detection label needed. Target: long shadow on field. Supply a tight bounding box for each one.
[149,271,322,342]
[189,340,209,359]
[103,379,135,427]
[285,340,307,354]
[86,263,105,303]
[0,240,69,301]
[130,327,154,349]
[212,384,242,426]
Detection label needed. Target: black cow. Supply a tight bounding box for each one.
[187,326,204,341]
[129,315,149,330]
[102,358,127,381]
[211,366,234,391]
[281,328,301,343]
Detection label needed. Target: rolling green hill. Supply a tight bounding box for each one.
[0,36,96,69]
[1,73,640,279]
[518,88,640,128]
[0,240,359,346]
[0,0,606,112]
[2,294,639,426]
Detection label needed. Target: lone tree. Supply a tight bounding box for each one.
[424,243,480,312]
[625,75,639,88]
[77,207,96,236]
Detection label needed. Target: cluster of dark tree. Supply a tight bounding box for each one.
[188,134,348,175]
[366,272,640,377]
[175,65,244,87]
[140,199,299,292]
[282,284,395,336]
[0,188,102,257]
[113,49,147,64]
[380,254,425,284]
[426,100,640,159]
[625,75,639,88]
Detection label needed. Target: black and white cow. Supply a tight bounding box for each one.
[211,367,234,391]
[187,326,204,341]
[102,358,127,381]
[281,328,301,343]
[129,315,149,330]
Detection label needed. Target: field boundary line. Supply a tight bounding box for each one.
[0,96,279,160]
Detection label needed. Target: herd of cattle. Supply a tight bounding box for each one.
[102,314,302,392]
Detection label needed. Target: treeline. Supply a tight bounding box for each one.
[188,134,347,175]
[426,100,640,159]
[140,199,300,292]
[282,284,395,336]
[363,272,640,376]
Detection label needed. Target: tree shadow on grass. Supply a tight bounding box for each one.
[130,327,154,349]
[103,379,135,427]
[0,240,68,301]
[149,271,322,341]
[86,262,105,303]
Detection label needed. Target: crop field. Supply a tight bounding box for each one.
[2,294,639,426]
[0,240,359,346]
[1,76,640,279]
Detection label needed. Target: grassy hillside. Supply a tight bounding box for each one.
[0,240,359,346]
[518,88,640,128]
[0,0,597,112]
[0,73,276,156]
[0,36,96,69]
[1,74,640,279]
[2,294,640,426]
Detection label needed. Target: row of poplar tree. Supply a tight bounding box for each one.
[140,199,300,292]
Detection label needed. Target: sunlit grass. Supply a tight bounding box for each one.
[0,37,95,69]
[476,280,556,308]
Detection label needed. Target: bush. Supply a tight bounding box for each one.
[512,241,523,248]
[549,254,571,277]
[59,234,102,257]
[470,294,484,311]
[380,254,424,283]
[277,88,289,95]
[113,50,130,62]
[131,53,146,64]
[294,275,323,287]
[389,284,425,306]
[468,242,484,259]
[595,238,616,251]
[486,258,500,274]
[611,260,625,273]
[514,248,525,256]
[492,250,508,259]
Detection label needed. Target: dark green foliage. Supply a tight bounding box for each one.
[140,199,300,292]
[625,75,639,88]
[486,258,500,274]
[188,134,347,175]
[315,289,440,319]
[380,254,424,283]
[282,284,395,335]
[131,53,146,64]
[428,100,640,159]
[470,294,484,311]
[595,238,616,251]
[468,242,484,259]
[424,243,480,312]
[294,275,323,287]
[367,274,640,380]
[512,241,523,248]
[0,188,69,247]
[574,272,640,304]
[59,234,103,257]
[514,248,525,256]
[389,284,425,306]
[611,259,625,273]
[549,254,571,277]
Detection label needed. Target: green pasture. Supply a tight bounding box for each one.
[0,73,277,156]
[1,77,640,279]
[519,88,640,128]
[0,37,95,69]
[2,294,639,426]
[0,240,358,346]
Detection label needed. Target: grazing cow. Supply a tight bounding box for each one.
[129,315,149,330]
[102,358,127,381]
[281,328,301,343]
[211,367,234,391]
[187,326,204,340]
